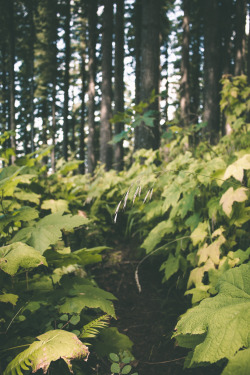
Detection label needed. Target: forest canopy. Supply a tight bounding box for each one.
[0,0,249,171]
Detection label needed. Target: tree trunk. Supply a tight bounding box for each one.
[8,0,16,163]
[135,0,142,105]
[234,0,247,75]
[203,0,220,144]
[79,48,86,175]
[114,0,124,171]
[63,0,70,161]
[100,0,113,170]
[180,0,190,127]
[87,0,98,174]
[134,0,160,151]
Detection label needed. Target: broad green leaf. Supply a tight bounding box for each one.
[3,330,89,375]
[59,284,116,318]
[110,353,119,362]
[95,327,133,357]
[174,265,250,365]
[160,253,180,281]
[0,242,47,276]
[220,187,248,217]
[10,212,89,254]
[111,363,120,373]
[0,207,38,232]
[15,191,41,205]
[162,183,182,212]
[0,293,18,306]
[222,348,250,375]
[122,365,132,374]
[223,154,250,182]
[41,199,69,213]
[141,220,175,253]
[191,222,208,246]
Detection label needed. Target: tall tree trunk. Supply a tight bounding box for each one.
[135,0,142,105]
[114,0,124,171]
[134,0,160,151]
[247,1,250,85]
[180,0,190,127]
[220,0,233,75]
[79,49,86,175]
[203,0,220,144]
[8,0,16,163]
[87,0,98,174]
[51,1,58,172]
[63,0,70,161]
[234,0,247,75]
[100,0,113,170]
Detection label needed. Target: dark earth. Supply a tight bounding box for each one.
[90,243,222,375]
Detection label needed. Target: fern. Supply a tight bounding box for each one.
[80,314,110,340]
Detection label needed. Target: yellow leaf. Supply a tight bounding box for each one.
[220,187,248,217]
[224,154,250,182]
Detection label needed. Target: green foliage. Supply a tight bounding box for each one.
[109,350,138,375]
[220,75,250,133]
[4,330,89,375]
[174,265,250,370]
[0,152,122,375]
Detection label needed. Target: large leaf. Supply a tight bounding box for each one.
[220,187,248,217]
[174,265,250,366]
[59,282,117,318]
[3,330,89,375]
[223,154,250,182]
[0,242,47,276]
[0,207,39,232]
[141,220,175,253]
[10,212,89,254]
[41,199,69,213]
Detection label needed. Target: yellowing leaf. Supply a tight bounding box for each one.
[3,330,89,375]
[198,235,226,266]
[223,154,250,182]
[41,199,69,213]
[220,187,248,217]
[191,222,208,246]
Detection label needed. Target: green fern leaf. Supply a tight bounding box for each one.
[4,330,89,375]
[80,314,110,339]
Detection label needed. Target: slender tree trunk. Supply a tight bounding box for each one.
[87,0,98,174]
[8,0,16,163]
[203,0,220,144]
[50,2,58,172]
[180,0,190,127]
[234,0,247,75]
[79,54,86,174]
[114,0,124,171]
[135,0,142,105]
[134,0,160,151]
[100,0,113,170]
[247,2,250,85]
[63,0,70,161]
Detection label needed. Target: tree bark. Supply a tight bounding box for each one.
[234,0,247,76]
[100,0,113,170]
[203,0,220,144]
[134,0,160,151]
[63,0,70,161]
[135,0,142,105]
[87,0,98,174]
[114,0,124,171]
[8,0,16,163]
[180,0,190,127]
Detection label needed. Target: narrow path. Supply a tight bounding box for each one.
[93,245,221,375]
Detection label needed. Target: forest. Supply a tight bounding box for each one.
[0,0,250,374]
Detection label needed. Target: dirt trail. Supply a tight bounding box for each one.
[93,245,208,375]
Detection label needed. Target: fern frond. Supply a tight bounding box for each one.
[80,314,110,340]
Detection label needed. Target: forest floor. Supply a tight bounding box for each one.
[92,242,222,375]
